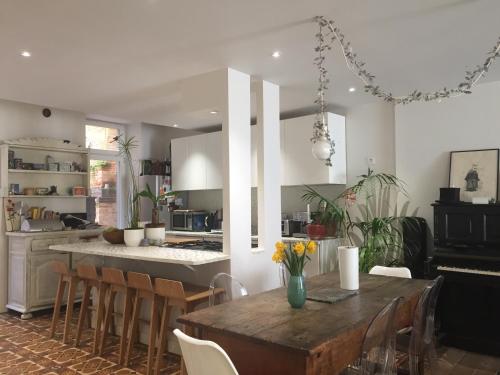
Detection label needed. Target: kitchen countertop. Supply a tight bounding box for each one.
[6,228,103,237]
[165,230,316,242]
[49,241,230,266]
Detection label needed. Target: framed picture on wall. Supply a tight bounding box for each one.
[449,148,499,202]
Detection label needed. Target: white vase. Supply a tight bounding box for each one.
[145,226,165,242]
[124,228,144,247]
[338,246,359,290]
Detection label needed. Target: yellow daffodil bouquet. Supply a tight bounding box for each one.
[272,240,317,276]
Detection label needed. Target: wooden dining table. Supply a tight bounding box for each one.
[177,271,432,375]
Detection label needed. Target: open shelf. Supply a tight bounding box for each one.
[8,144,88,154]
[8,169,88,175]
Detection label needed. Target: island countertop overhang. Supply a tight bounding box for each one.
[49,241,230,266]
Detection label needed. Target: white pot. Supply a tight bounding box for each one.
[145,227,165,242]
[124,228,144,247]
[338,246,359,290]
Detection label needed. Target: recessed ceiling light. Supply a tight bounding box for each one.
[21,50,31,58]
[210,111,218,115]
[348,87,356,93]
[272,51,281,58]
[173,124,179,127]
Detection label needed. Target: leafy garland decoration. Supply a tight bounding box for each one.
[315,16,500,104]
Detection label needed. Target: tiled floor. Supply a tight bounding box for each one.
[0,310,499,374]
[0,310,180,374]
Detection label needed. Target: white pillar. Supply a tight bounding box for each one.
[256,81,282,252]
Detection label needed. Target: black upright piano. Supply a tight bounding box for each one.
[432,202,500,355]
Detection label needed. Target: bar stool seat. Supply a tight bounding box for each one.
[154,279,217,375]
[49,261,80,344]
[75,264,106,354]
[99,267,134,365]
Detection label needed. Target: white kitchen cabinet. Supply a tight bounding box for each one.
[171,113,346,191]
[30,252,70,308]
[281,113,346,186]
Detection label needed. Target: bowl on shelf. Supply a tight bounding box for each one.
[23,187,35,196]
[103,228,125,244]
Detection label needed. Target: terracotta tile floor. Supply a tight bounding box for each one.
[0,310,499,374]
[0,310,180,374]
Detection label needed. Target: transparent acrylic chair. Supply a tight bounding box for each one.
[209,273,249,306]
[344,296,402,375]
[279,263,289,287]
[397,276,445,375]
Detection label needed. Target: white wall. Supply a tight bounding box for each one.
[395,81,500,229]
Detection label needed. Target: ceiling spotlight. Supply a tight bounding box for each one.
[21,50,31,58]
[348,87,356,93]
[272,51,281,58]
[173,124,179,127]
[210,111,218,115]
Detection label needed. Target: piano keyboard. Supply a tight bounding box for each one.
[437,265,500,277]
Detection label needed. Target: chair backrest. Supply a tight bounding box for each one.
[76,263,99,280]
[209,273,248,306]
[369,266,412,279]
[174,329,239,375]
[127,271,153,291]
[51,260,69,275]
[408,276,444,374]
[101,267,127,287]
[359,297,402,375]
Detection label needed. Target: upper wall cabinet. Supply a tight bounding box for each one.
[281,113,346,186]
[171,112,346,191]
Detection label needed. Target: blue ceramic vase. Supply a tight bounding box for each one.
[287,275,306,308]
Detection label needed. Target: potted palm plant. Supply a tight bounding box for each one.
[112,135,143,247]
[138,183,175,242]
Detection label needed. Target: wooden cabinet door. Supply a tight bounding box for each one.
[29,252,70,309]
[205,132,223,190]
[8,252,26,310]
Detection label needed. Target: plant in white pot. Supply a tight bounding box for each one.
[113,135,143,247]
[138,183,175,242]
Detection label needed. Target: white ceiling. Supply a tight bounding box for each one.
[1,0,499,129]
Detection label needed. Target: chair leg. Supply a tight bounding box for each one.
[154,300,172,375]
[49,275,66,338]
[63,276,78,344]
[93,283,107,355]
[147,296,159,375]
[99,288,116,356]
[125,293,141,367]
[75,283,91,347]
[120,288,133,366]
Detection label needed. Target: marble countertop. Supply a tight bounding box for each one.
[6,228,103,237]
[49,241,230,266]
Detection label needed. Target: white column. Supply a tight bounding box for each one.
[256,81,281,251]
[221,69,252,260]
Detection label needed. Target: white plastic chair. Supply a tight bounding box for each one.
[174,329,239,375]
[369,266,412,279]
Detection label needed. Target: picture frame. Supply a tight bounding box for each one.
[449,149,499,202]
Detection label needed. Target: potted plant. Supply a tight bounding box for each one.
[138,183,175,242]
[112,135,143,247]
[302,185,346,239]
[272,240,317,308]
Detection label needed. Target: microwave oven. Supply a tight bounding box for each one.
[171,210,207,231]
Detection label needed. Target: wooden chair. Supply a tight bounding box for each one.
[153,278,216,375]
[125,272,158,375]
[174,328,239,375]
[74,263,106,354]
[49,260,80,344]
[98,267,134,365]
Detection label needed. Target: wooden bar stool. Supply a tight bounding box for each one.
[49,260,80,344]
[75,263,107,354]
[98,267,134,365]
[125,272,159,375]
[153,278,215,375]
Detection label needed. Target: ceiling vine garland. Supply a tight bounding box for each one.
[311,16,500,166]
[315,15,500,104]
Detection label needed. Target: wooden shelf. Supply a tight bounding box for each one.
[7,195,89,199]
[7,144,88,154]
[8,169,87,175]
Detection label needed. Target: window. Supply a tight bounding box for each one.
[85,122,123,227]
[85,124,120,151]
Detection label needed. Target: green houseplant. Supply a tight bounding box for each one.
[302,169,416,273]
[112,135,143,247]
[138,183,175,242]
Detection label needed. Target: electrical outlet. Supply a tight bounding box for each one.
[367,156,376,165]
